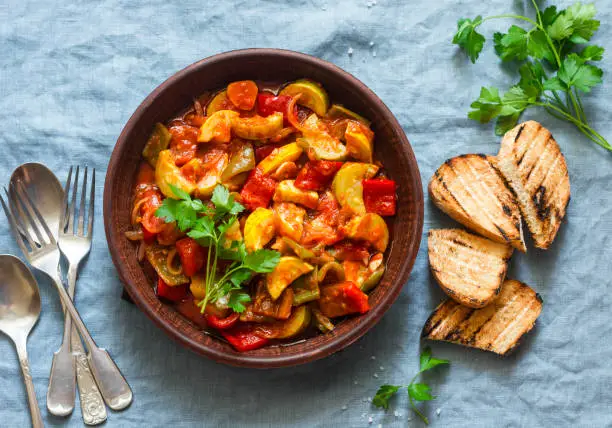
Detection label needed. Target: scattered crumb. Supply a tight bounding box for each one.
[348,47,354,56]
[373,373,379,378]
[354,380,359,385]
[368,416,374,424]
[372,51,377,57]
[371,356,376,360]
[436,408,441,416]
[394,410,401,417]
[379,366,385,371]
[370,41,375,47]
[341,405,348,411]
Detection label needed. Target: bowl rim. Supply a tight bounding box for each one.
[104,48,424,368]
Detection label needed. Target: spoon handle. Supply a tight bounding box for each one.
[15,339,44,428]
[49,273,133,411]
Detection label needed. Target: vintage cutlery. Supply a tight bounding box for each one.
[57,166,107,424]
[9,163,76,417]
[9,163,107,423]
[0,254,44,428]
[0,181,133,412]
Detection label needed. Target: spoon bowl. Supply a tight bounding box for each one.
[10,163,64,243]
[0,254,43,428]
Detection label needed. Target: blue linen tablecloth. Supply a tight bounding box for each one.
[1,0,611,426]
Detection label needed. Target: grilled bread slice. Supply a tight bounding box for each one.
[422,279,542,355]
[428,229,513,308]
[429,154,526,252]
[495,121,570,249]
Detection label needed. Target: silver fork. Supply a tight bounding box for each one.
[50,166,107,424]
[0,180,133,413]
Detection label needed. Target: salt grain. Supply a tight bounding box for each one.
[372,51,377,57]
[369,41,375,47]
[436,408,441,416]
[370,356,376,360]
[341,405,348,411]
[354,380,359,385]
[379,366,384,371]
[394,410,401,417]
[348,47,354,56]
[368,416,373,424]
[373,373,379,378]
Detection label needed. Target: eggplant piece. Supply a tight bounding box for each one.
[145,245,189,285]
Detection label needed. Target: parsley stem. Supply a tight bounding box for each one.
[481,14,538,27]
[409,393,429,425]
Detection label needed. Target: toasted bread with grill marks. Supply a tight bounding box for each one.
[428,228,513,308]
[422,279,542,356]
[429,154,526,252]
[495,121,570,249]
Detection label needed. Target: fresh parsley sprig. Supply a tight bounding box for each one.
[453,1,610,152]
[372,347,449,424]
[155,184,280,313]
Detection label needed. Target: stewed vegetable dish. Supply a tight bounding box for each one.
[127,79,397,352]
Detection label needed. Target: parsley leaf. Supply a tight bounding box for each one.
[243,249,281,273]
[454,2,610,151]
[557,53,603,93]
[453,16,485,63]
[372,385,401,410]
[578,45,604,61]
[154,183,281,314]
[227,291,251,313]
[168,183,191,201]
[408,383,435,402]
[372,347,449,424]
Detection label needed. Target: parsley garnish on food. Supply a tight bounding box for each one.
[453,1,610,152]
[155,184,280,313]
[372,347,449,424]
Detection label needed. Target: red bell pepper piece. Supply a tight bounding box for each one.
[141,225,157,244]
[257,92,293,126]
[362,179,397,216]
[221,323,270,352]
[318,281,370,318]
[333,241,370,262]
[156,278,188,302]
[175,238,206,276]
[255,144,281,163]
[205,312,240,330]
[294,161,343,191]
[239,168,277,211]
[175,295,207,328]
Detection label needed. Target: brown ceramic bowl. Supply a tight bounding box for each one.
[104,49,423,368]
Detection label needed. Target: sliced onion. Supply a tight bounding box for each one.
[125,229,144,241]
[166,248,183,275]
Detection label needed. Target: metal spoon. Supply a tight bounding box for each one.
[0,254,44,428]
[10,163,107,422]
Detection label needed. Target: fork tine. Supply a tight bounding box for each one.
[16,181,56,246]
[10,182,46,246]
[61,166,73,234]
[88,168,95,237]
[67,166,79,234]
[78,166,88,236]
[0,190,31,255]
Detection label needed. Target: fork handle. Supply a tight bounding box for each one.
[49,273,133,411]
[16,339,44,428]
[66,264,107,425]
